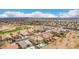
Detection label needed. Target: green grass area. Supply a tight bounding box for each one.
[0,25,32,34]
[0,40,5,47]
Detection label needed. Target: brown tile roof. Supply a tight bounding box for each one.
[1,43,19,49]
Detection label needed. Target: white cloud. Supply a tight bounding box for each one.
[0,10,79,18]
[29,11,57,18]
[4,11,25,17]
[0,11,57,18]
[0,14,7,17]
[59,10,79,18]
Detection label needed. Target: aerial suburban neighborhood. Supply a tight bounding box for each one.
[0,18,79,49]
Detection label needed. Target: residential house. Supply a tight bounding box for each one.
[16,39,33,49]
[1,42,19,49]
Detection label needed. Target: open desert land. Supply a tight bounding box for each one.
[42,31,79,49]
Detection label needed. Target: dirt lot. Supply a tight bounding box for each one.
[42,31,79,49]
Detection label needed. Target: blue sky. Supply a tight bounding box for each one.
[0,9,79,18]
[0,9,71,14]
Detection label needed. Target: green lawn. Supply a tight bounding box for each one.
[0,40,5,46]
[0,25,32,34]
